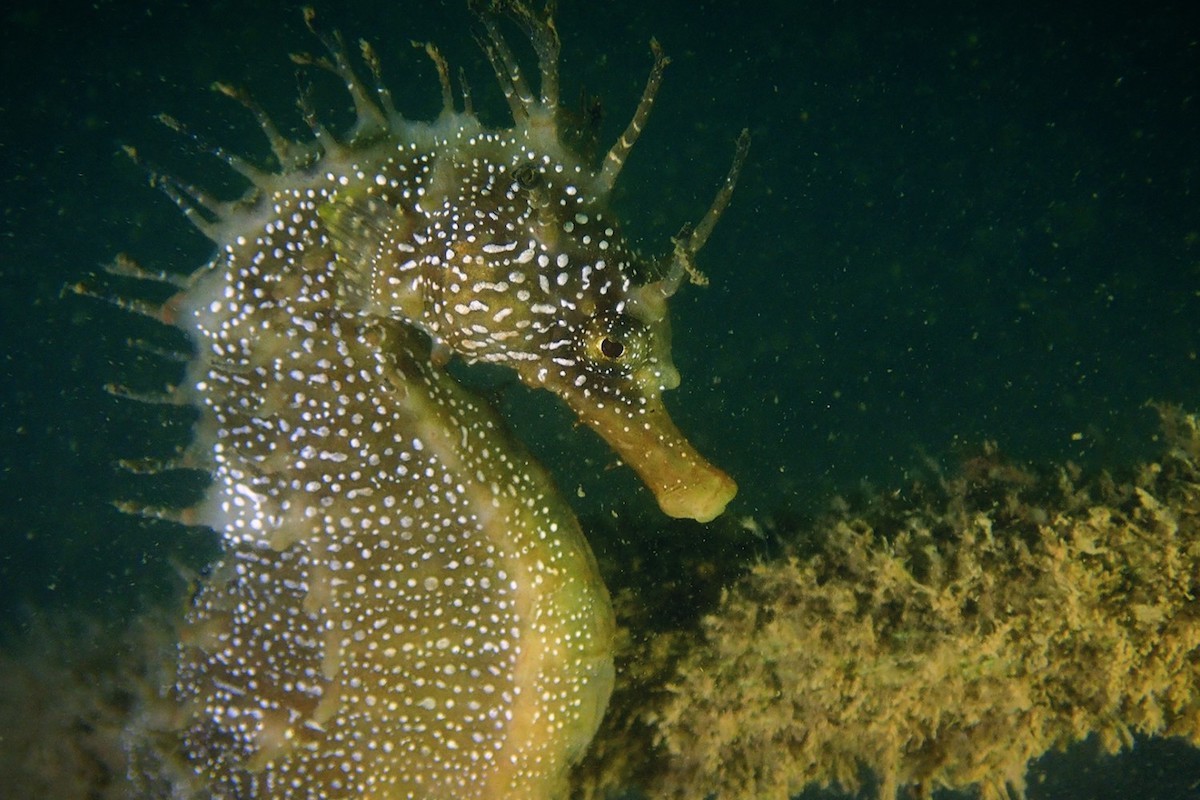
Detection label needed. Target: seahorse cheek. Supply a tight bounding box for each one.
[635,362,680,392]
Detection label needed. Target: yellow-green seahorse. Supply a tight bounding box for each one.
[120,2,745,797]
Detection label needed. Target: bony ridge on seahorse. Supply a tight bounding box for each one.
[97,1,746,798]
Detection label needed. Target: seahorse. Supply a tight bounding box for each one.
[102,1,745,797]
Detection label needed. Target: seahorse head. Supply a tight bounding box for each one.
[432,133,738,522]
[309,5,743,522]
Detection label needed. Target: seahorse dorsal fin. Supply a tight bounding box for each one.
[319,192,420,317]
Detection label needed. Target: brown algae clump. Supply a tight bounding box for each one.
[0,612,181,800]
[630,407,1200,799]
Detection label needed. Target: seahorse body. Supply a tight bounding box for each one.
[176,317,612,799]
[142,2,743,797]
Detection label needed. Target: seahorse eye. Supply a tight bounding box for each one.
[582,313,646,369]
[599,336,625,359]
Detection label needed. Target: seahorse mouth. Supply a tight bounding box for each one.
[562,390,737,523]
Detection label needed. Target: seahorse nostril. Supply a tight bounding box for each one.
[513,161,541,189]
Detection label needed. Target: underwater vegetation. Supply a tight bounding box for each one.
[576,405,1200,800]
[0,612,176,800]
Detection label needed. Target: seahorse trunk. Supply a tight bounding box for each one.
[176,306,614,799]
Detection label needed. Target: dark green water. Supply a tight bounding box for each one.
[1,0,1198,796]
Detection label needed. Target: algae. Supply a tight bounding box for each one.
[578,405,1200,799]
[0,611,180,800]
